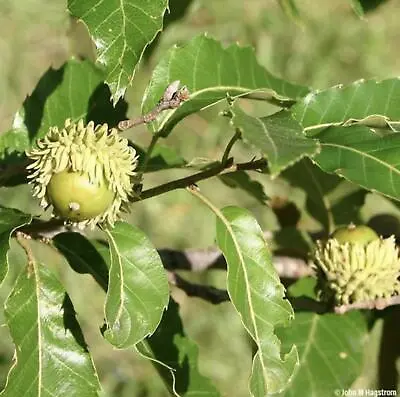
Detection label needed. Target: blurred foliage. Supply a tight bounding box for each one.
[1,0,400,396]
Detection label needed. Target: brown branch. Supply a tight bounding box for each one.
[167,271,229,304]
[118,81,190,131]
[334,295,400,314]
[130,158,267,202]
[159,247,312,278]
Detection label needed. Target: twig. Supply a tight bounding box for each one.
[334,295,400,314]
[130,158,267,202]
[118,81,190,131]
[167,271,229,304]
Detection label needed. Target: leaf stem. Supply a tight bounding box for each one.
[15,231,35,273]
[221,128,241,165]
[130,158,267,202]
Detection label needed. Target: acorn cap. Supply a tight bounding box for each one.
[314,232,400,305]
[26,119,138,228]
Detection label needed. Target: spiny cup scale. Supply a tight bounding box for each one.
[26,119,139,228]
[314,224,400,305]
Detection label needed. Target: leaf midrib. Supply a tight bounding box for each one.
[217,210,269,386]
[321,141,400,176]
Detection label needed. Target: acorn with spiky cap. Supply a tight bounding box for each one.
[26,119,139,229]
[314,224,400,305]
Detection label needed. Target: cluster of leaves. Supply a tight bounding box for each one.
[0,0,399,396]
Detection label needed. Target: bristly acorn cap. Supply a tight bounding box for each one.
[26,119,139,228]
[314,236,400,305]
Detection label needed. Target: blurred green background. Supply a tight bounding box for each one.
[1,0,400,396]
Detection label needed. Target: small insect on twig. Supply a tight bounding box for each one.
[118,80,190,131]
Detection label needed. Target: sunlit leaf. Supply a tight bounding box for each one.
[0,207,31,285]
[2,262,101,396]
[293,79,400,131]
[142,34,309,137]
[276,278,368,396]
[215,206,298,396]
[312,125,400,202]
[137,299,221,396]
[68,0,168,104]
[104,221,169,348]
[231,106,319,177]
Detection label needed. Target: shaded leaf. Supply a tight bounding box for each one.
[137,299,220,396]
[2,262,101,396]
[282,158,341,233]
[219,171,268,205]
[0,124,29,161]
[132,143,187,172]
[0,122,30,186]
[330,187,367,226]
[0,207,31,285]
[276,278,368,397]
[14,60,108,145]
[215,206,298,396]
[144,0,194,60]
[272,227,313,260]
[293,79,400,131]
[53,232,109,291]
[350,0,387,16]
[278,0,303,25]
[104,221,169,348]
[142,34,309,137]
[312,125,400,202]
[68,0,168,104]
[231,106,319,177]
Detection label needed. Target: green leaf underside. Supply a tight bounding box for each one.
[0,207,31,285]
[104,221,169,348]
[231,106,319,177]
[282,158,342,233]
[2,263,100,397]
[313,125,400,201]
[293,78,400,129]
[137,299,220,397]
[215,206,298,396]
[142,34,309,136]
[68,0,168,104]
[219,171,268,205]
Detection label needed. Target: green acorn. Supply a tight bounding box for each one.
[314,224,400,305]
[26,119,138,228]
